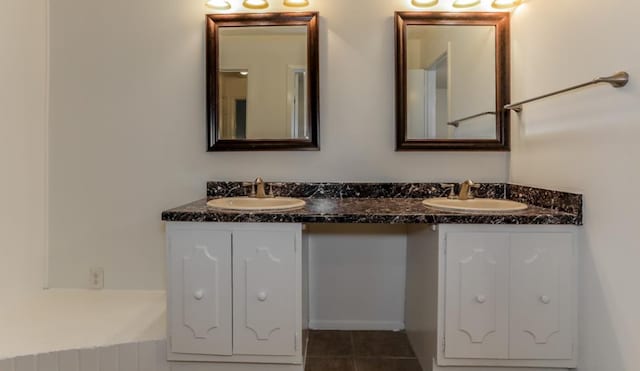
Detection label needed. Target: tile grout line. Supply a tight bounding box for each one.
[350,331,358,371]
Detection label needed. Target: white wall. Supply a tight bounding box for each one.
[0,0,48,291]
[308,225,407,330]
[510,1,640,370]
[48,0,509,290]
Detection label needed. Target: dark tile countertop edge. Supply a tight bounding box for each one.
[163,183,583,226]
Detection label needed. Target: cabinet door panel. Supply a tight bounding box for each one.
[444,233,509,359]
[168,229,232,355]
[510,233,574,359]
[233,231,297,356]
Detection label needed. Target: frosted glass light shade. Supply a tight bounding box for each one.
[243,0,269,9]
[411,0,438,7]
[206,0,231,9]
[453,0,481,8]
[491,0,522,8]
[284,0,309,6]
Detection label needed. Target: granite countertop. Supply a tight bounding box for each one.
[161,182,583,225]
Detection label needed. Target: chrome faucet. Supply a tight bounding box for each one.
[458,179,478,200]
[244,177,274,198]
[254,177,268,198]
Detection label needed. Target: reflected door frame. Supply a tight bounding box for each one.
[407,44,451,140]
[219,69,249,139]
[286,65,308,139]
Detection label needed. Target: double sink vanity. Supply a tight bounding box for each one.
[161,180,582,371]
[168,5,582,371]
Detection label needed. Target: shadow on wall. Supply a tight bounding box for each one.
[578,230,626,370]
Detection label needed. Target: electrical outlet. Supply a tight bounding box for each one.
[90,267,104,289]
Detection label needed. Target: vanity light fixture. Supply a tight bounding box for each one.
[411,0,439,8]
[240,71,249,76]
[283,0,309,7]
[453,0,481,8]
[205,0,231,9]
[491,0,522,9]
[242,0,269,9]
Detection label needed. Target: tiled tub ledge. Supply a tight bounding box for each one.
[0,289,166,362]
[0,340,170,371]
[0,290,301,371]
[161,182,582,225]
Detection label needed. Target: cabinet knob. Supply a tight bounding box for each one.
[257,291,268,302]
[540,295,551,304]
[194,290,205,300]
[475,295,487,304]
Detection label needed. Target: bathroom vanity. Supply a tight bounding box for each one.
[406,224,577,371]
[162,182,582,371]
[166,222,304,368]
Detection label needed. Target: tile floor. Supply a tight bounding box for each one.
[305,330,422,371]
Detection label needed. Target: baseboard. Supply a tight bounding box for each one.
[171,362,303,371]
[308,320,405,331]
[432,358,571,371]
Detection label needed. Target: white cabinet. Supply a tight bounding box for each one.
[168,229,232,356]
[509,233,574,360]
[233,231,297,356]
[166,223,303,365]
[444,233,510,360]
[406,225,577,370]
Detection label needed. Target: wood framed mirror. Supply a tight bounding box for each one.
[395,12,510,151]
[206,12,319,151]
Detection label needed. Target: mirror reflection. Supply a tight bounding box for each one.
[395,11,510,151]
[218,26,308,140]
[206,12,319,151]
[406,25,497,140]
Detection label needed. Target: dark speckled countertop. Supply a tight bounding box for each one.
[161,182,582,225]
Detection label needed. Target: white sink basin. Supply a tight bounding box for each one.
[422,198,528,212]
[207,197,306,211]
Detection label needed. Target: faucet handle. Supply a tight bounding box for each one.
[266,184,276,198]
[440,184,457,199]
[468,183,481,199]
[242,182,256,197]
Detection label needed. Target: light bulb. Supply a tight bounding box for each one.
[205,0,231,10]
[411,0,438,7]
[453,0,481,8]
[491,0,522,9]
[284,0,309,6]
[243,0,269,9]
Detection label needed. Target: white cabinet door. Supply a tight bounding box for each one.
[509,233,574,359]
[233,230,297,356]
[444,232,510,359]
[168,229,232,355]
